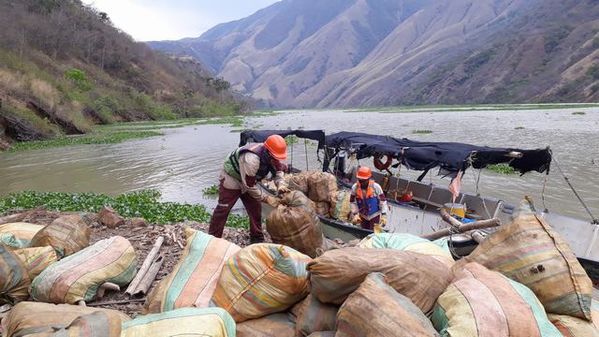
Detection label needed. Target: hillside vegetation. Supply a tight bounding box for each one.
[151,0,599,108]
[0,0,245,149]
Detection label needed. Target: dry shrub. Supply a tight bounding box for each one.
[29,79,60,109]
[0,69,26,95]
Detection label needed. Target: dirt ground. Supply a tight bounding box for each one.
[2,208,272,317]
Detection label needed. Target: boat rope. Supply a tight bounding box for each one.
[553,156,599,224]
[304,139,309,171]
[475,169,482,195]
[290,137,294,169]
[475,169,494,219]
[541,174,549,212]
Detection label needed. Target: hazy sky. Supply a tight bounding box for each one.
[82,0,280,41]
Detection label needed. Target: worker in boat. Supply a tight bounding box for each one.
[209,134,289,243]
[350,166,388,231]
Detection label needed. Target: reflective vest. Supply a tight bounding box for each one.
[356,180,380,216]
[223,143,275,181]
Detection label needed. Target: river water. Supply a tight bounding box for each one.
[1,108,598,221]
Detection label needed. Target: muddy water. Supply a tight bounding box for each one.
[1,108,598,220]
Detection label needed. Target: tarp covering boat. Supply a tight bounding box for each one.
[239,130,326,149]
[323,131,552,176]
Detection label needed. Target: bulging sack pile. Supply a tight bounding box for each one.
[144,228,240,313]
[236,313,296,337]
[460,210,593,320]
[13,246,58,279]
[30,215,90,258]
[266,191,325,258]
[314,202,332,217]
[307,172,338,203]
[31,236,137,304]
[211,243,311,322]
[285,172,311,195]
[1,301,130,337]
[0,244,30,304]
[121,307,235,337]
[284,171,339,217]
[432,262,561,337]
[0,222,44,249]
[331,190,352,222]
[294,294,338,337]
[307,247,452,314]
[337,273,440,337]
[358,233,454,267]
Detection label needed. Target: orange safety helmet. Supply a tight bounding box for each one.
[264,134,288,160]
[356,166,372,180]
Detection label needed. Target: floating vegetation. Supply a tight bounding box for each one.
[202,184,219,196]
[412,129,433,134]
[486,164,516,175]
[0,190,248,228]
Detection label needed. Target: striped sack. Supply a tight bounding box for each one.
[266,191,325,258]
[294,294,338,337]
[144,228,240,313]
[549,314,599,337]
[307,333,335,337]
[237,313,296,337]
[307,247,452,314]
[121,307,235,337]
[337,273,439,337]
[30,215,90,258]
[1,301,129,337]
[358,233,454,267]
[461,212,593,320]
[211,243,311,322]
[0,223,44,249]
[431,262,562,337]
[14,246,58,279]
[30,236,137,304]
[0,244,30,304]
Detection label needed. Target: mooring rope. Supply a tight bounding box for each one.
[553,155,599,224]
[304,139,309,171]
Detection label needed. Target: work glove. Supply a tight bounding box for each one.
[277,185,291,195]
[263,195,280,207]
[380,214,387,228]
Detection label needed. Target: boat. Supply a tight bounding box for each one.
[242,129,599,280]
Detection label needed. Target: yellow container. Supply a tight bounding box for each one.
[444,203,466,218]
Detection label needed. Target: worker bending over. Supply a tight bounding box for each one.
[209,134,288,243]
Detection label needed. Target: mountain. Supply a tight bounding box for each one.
[0,0,243,147]
[150,0,599,108]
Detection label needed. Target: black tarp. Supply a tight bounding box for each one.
[324,131,551,175]
[239,130,326,149]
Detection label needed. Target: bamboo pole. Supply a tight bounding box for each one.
[421,209,500,241]
[422,220,500,241]
[132,254,165,297]
[126,236,164,296]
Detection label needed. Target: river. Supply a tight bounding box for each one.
[1,108,598,221]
